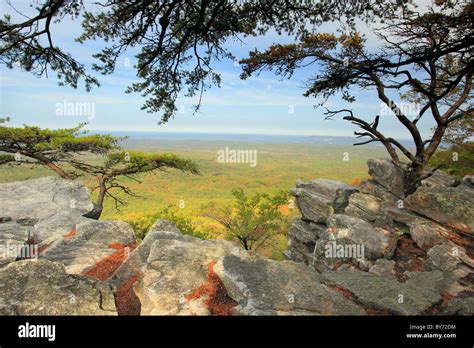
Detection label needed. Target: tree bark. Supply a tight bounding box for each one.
[29,152,72,179]
[44,161,72,179]
[95,177,107,212]
[404,160,426,196]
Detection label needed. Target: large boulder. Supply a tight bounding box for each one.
[408,221,452,251]
[421,170,458,188]
[110,219,183,289]
[344,193,382,223]
[321,269,449,315]
[0,177,93,221]
[214,256,366,315]
[367,159,406,198]
[0,177,95,268]
[404,185,474,234]
[323,214,391,261]
[291,179,357,224]
[0,259,116,315]
[286,218,326,264]
[367,158,457,196]
[131,229,245,315]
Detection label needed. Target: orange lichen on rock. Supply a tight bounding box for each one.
[438,227,474,258]
[63,225,77,238]
[365,307,393,316]
[329,284,354,300]
[440,291,455,308]
[329,284,392,315]
[37,244,48,253]
[185,259,237,316]
[116,273,141,316]
[83,242,136,281]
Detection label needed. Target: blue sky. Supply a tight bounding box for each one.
[0,0,436,140]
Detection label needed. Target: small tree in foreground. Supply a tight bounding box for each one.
[70,151,200,219]
[203,189,289,251]
[0,122,200,219]
[240,1,473,196]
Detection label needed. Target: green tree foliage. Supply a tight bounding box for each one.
[203,189,289,251]
[0,122,120,179]
[440,110,474,147]
[239,1,473,195]
[430,142,474,178]
[430,111,473,178]
[1,0,410,123]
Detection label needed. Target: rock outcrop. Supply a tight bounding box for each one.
[320,270,449,315]
[0,177,93,268]
[130,227,244,315]
[40,220,136,274]
[0,259,116,315]
[287,158,474,315]
[214,256,366,315]
[1,162,473,316]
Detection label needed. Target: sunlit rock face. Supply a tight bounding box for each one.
[287,159,474,315]
[0,167,472,316]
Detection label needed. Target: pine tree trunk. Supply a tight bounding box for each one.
[403,161,425,196]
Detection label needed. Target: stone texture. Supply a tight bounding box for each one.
[133,230,245,315]
[369,259,396,277]
[31,212,90,245]
[0,259,116,315]
[421,170,458,188]
[325,214,391,260]
[345,192,382,222]
[425,244,462,272]
[0,221,32,267]
[367,158,406,198]
[405,185,474,234]
[0,177,95,268]
[0,176,93,222]
[408,221,451,251]
[321,270,448,315]
[286,218,326,265]
[40,220,136,274]
[291,179,357,224]
[462,175,474,188]
[444,297,474,315]
[359,179,399,204]
[214,255,366,315]
[110,219,184,289]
